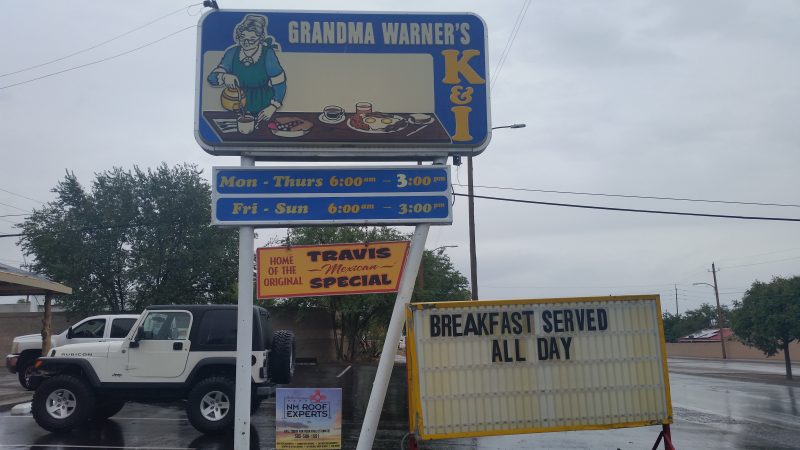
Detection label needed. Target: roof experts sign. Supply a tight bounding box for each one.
[195,10,490,160]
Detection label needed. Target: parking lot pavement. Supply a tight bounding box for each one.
[2,358,799,449]
[0,372,31,412]
[0,363,411,450]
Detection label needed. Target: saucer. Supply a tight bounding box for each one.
[408,114,433,125]
[319,113,345,125]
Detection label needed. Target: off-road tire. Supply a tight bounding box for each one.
[269,330,295,384]
[92,400,126,420]
[32,375,96,432]
[186,376,235,434]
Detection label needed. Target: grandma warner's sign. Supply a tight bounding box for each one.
[195,10,490,159]
[256,242,409,299]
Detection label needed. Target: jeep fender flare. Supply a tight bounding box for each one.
[35,358,102,387]
[185,357,236,385]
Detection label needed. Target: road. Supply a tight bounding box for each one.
[0,358,797,449]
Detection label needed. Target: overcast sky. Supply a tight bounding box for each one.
[1,0,798,312]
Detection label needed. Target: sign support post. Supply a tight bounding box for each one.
[356,223,429,450]
[234,156,255,450]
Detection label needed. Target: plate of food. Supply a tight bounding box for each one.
[348,112,408,134]
[268,117,314,138]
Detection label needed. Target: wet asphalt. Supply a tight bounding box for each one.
[0,358,798,449]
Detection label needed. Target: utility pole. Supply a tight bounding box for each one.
[711,263,727,360]
[674,284,679,316]
[468,155,478,300]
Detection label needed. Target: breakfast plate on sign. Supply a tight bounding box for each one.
[348,113,408,134]
[268,117,314,138]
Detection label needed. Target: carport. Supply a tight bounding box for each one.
[0,262,72,354]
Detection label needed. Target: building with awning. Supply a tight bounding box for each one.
[0,262,72,354]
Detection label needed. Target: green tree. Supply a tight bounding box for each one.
[18,164,238,316]
[731,276,800,379]
[413,248,470,303]
[268,226,468,361]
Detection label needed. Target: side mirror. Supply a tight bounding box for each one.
[129,326,144,348]
[66,327,75,339]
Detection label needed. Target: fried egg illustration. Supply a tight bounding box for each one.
[363,113,405,132]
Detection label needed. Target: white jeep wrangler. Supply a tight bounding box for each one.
[6,314,139,390]
[30,304,294,434]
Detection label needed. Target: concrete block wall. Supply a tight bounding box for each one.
[271,309,337,363]
[666,339,800,360]
[0,312,77,355]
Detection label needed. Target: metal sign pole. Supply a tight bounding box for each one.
[356,223,429,450]
[234,156,256,450]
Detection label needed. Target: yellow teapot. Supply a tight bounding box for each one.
[220,87,246,111]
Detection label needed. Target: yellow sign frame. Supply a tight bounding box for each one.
[257,241,409,299]
[405,295,672,440]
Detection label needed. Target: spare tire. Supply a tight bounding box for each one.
[269,330,295,384]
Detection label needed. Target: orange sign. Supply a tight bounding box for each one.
[257,241,410,299]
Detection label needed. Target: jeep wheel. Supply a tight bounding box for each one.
[32,375,96,432]
[269,330,295,384]
[187,377,235,434]
[92,400,126,421]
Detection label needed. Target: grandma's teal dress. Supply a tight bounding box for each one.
[208,40,286,115]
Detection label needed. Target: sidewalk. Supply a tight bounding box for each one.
[668,356,800,386]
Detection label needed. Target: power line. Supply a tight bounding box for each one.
[454,183,800,208]
[715,247,800,265]
[0,217,218,239]
[491,0,532,93]
[0,3,202,78]
[0,188,44,204]
[0,202,30,213]
[720,256,800,270]
[454,192,800,222]
[0,25,197,90]
[0,214,29,218]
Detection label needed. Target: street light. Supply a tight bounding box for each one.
[693,262,727,359]
[467,123,526,300]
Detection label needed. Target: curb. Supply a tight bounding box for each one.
[0,396,33,412]
[10,402,31,415]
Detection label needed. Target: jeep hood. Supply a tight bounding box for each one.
[51,342,111,358]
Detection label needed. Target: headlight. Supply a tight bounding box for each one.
[10,342,19,355]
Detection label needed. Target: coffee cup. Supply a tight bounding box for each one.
[237,115,255,134]
[323,105,344,121]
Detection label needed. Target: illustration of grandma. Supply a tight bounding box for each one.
[207,14,286,126]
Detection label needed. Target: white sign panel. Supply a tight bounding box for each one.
[405,295,672,440]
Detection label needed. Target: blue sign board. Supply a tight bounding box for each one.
[195,10,490,160]
[214,195,451,226]
[213,166,449,194]
[211,165,452,226]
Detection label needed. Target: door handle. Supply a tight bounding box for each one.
[173,342,183,350]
